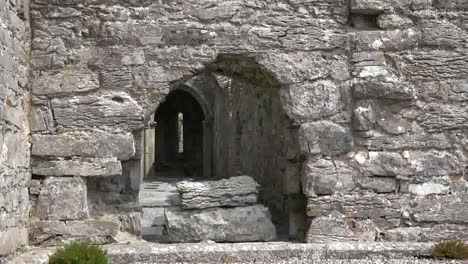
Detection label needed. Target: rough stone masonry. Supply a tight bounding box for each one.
[0,0,468,256]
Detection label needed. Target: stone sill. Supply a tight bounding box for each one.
[7,241,455,264]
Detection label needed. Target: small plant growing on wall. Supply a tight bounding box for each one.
[49,241,108,264]
[431,240,468,259]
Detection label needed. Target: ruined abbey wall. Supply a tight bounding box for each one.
[0,0,467,251]
[0,0,31,255]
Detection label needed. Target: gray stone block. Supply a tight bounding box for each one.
[36,177,88,221]
[165,205,277,243]
[31,131,135,160]
[177,176,259,210]
[32,158,122,177]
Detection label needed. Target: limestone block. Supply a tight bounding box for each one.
[0,227,28,255]
[356,130,453,151]
[353,79,416,100]
[141,207,165,227]
[307,213,377,243]
[408,182,450,196]
[404,149,465,177]
[281,80,343,122]
[420,19,467,49]
[31,220,119,245]
[36,177,88,220]
[354,151,411,177]
[165,205,277,242]
[32,158,122,177]
[384,227,421,242]
[416,103,467,132]
[358,177,397,193]
[433,0,468,10]
[299,121,354,156]
[51,92,144,131]
[353,100,377,131]
[411,195,468,223]
[377,14,413,29]
[32,69,99,95]
[399,50,468,79]
[351,0,385,14]
[307,194,402,221]
[29,106,54,132]
[376,115,410,135]
[348,29,420,51]
[31,131,135,160]
[100,68,132,91]
[257,52,349,84]
[302,158,355,196]
[177,176,259,209]
[420,224,468,241]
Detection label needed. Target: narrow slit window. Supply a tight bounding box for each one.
[178,112,184,154]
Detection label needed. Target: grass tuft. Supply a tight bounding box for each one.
[431,240,468,260]
[49,241,108,264]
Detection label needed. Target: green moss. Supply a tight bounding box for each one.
[431,240,468,260]
[49,242,108,264]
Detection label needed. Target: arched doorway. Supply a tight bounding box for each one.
[152,89,208,178]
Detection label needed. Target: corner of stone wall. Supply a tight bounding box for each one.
[0,0,32,256]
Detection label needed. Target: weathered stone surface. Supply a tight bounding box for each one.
[420,224,468,242]
[0,227,28,255]
[377,14,413,29]
[32,70,99,95]
[353,100,377,131]
[358,177,397,193]
[411,195,468,223]
[31,131,135,160]
[32,158,122,177]
[404,150,465,177]
[420,19,467,49]
[299,121,354,156]
[385,227,421,242]
[351,0,385,14]
[141,207,165,228]
[416,103,467,132]
[9,241,438,264]
[177,176,259,209]
[31,220,119,245]
[307,194,402,221]
[36,177,88,221]
[165,205,277,242]
[399,51,468,79]
[353,79,416,100]
[354,151,411,177]
[349,29,420,52]
[302,159,355,196]
[51,92,144,131]
[282,80,344,122]
[306,212,376,243]
[408,182,450,196]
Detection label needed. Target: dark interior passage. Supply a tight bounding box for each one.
[154,90,205,178]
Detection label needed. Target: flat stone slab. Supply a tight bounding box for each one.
[32,158,122,177]
[165,205,277,243]
[8,242,449,264]
[139,180,181,207]
[177,176,259,209]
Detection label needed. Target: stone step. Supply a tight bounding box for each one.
[9,242,439,264]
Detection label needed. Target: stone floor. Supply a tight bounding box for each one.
[7,242,467,264]
[139,177,186,207]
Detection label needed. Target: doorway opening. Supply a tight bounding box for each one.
[153,89,206,179]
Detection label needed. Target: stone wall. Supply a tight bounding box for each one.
[0,0,31,255]
[27,0,467,245]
